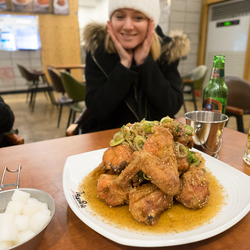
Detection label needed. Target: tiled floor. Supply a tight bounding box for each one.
[3,93,69,144]
[2,92,249,144]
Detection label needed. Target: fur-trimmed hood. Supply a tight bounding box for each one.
[82,22,190,63]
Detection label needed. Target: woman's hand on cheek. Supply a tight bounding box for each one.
[107,21,133,68]
[134,19,155,66]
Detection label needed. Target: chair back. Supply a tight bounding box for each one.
[47,68,65,94]
[60,71,86,102]
[17,64,39,81]
[225,76,250,114]
[189,65,208,90]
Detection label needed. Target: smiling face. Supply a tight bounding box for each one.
[110,8,149,50]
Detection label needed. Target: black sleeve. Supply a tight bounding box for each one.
[0,96,15,134]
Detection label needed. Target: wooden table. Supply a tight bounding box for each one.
[0,125,250,250]
[47,64,85,73]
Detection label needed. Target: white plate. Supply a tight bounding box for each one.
[63,148,250,247]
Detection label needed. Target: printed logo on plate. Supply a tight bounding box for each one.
[70,189,87,208]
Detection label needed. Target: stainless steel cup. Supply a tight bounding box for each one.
[185,111,228,158]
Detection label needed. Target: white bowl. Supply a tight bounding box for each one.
[0,188,55,250]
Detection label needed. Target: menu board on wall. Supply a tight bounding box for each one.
[33,0,51,13]
[0,0,69,14]
[11,0,33,12]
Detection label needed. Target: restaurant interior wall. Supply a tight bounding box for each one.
[0,49,42,92]
[198,0,250,83]
[167,0,202,75]
[204,0,250,86]
[0,0,82,93]
[77,0,202,76]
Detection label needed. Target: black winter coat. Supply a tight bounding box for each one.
[0,96,14,135]
[80,24,190,133]
[0,96,15,147]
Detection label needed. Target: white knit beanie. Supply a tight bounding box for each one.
[108,0,160,26]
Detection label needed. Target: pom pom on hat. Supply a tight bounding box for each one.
[108,0,160,26]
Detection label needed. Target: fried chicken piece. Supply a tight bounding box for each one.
[176,157,189,174]
[141,125,180,195]
[96,155,141,206]
[92,144,133,177]
[96,174,128,206]
[143,125,176,162]
[134,151,180,196]
[175,164,210,210]
[91,162,106,179]
[176,135,194,149]
[102,144,133,174]
[162,121,194,148]
[129,184,173,226]
[143,125,189,174]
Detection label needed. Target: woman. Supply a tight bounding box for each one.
[79,0,190,133]
[0,96,15,146]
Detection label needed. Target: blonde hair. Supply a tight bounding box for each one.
[105,32,162,61]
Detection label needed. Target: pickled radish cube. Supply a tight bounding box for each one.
[0,241,13,250]
[11,190,30,203]
[5,201,24,215]
[26,197,38,205]
[22,201,43,217]
[41,202,49,211]
[29,210,50,232]
[14,215,30,232]
[16,229,35,245]
[41,208,51,217]
[26,198,49,212]
[0,213,15,225]
[0,223,18,241]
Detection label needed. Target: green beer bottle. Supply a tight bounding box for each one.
[202,55,228,114]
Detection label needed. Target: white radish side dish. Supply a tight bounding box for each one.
[0,190,51,249]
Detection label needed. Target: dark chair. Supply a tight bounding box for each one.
[182,65,208,112]
[60,71,86,127]
[65,109,93,136]
[17,64,55,112]
[47,68,73,128]
[225,76,250,133]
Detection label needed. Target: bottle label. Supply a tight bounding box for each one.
[203,98,222,113]
[211,68,224,79]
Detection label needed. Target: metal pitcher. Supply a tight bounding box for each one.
[185,111,228,158]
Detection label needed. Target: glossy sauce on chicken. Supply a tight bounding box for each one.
[79,169,225,234]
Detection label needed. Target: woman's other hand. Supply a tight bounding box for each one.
[134,19,155,65]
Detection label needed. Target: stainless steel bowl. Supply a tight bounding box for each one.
[0,166,55,250]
